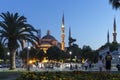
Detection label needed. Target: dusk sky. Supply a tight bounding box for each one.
[0,0,120,50]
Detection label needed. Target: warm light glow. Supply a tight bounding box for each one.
[42,59,48,63]
[82,58,85,63]
[42,57,48,62]
[29,60,33,64]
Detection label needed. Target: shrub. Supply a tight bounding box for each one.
[16,71,120,80]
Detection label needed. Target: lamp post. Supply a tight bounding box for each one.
[7,52,10,60]
[119,55,120,63]
[27,46,31,71]
[69,51,72,62]
[7,52,10,56]
[69,51,72,70]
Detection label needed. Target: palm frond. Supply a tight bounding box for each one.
[109,0,120,9]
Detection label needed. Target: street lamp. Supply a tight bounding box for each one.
[69,51,72,62]
[69,51,72,70]
[7,52,10,64]
[119,55,120,63]
[7,52,10,56]
[27,46,31,71]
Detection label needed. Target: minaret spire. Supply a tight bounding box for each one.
[107,30,110,43]
[62,14,64,28]
[61,14,65,51]
[113,17,117,43]
[69,27,71,47]
[114,17,116,33]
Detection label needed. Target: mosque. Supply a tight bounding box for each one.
[99,17,120,64]
[34,15,65,53]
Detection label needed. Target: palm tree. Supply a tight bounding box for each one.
[0,11,38,70]
[109,0,120,9]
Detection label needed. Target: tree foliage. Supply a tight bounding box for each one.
[47,46,63,61]
[20,47,44,62]
[109,0,120,9]
[0,11,38,69]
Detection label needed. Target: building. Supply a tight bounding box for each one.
[99,17,120,64]
[38,30,61,53]
[35,15,65,53]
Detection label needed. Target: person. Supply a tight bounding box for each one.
[88,61,92,71]
[105,51,112,72]
[75,64,78,70]
[116,63,120,71]
[84,61,89,71]
[70,64,72,70]
[98,55,104,72]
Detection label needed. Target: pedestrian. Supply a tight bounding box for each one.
[84,61,89,71]
[98,55,104,72]
[88,61,92,71]
[70,64,72,70]
[105,51,112,72]
[75,64,78,70]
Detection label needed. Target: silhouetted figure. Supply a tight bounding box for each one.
[105,51,112,72]
[75,64,78,70]
[116,63,120,71]
[98,55,104,72]
[84,61,89,71]
[88,62,92,71]
[70,64,72,70]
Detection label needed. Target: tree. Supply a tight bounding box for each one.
[109,0,120,9]
[81,45,98,63]
[20,47,44,63]
[36,49,44,62]
[0,12,38,70]
[0,42,5,60]
[47,46,62,61]
[67,44,81,61]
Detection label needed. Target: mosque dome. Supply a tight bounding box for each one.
[42,30,56,41]
[40,30,58,46]
[42,30,57,41]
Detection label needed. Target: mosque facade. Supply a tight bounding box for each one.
[35,15,65,53]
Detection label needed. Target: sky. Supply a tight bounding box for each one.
[0,0,120,50]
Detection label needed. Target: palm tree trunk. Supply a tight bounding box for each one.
[10,49,17,70]
[8,39,17,70]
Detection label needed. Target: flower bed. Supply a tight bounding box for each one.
[16,71,120,80]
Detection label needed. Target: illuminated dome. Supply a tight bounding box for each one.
[39,30,60,52]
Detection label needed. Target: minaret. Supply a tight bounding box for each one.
[69,27,71,47]
[113,17,117,43]
[107,30,110,43]
[61,14,65,51]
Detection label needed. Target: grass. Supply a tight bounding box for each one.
[0,71,22,80]
[0,70,120,80]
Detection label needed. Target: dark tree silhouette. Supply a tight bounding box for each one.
[0,12,38,70]
[109,0,120,9]
[47,46,62,61]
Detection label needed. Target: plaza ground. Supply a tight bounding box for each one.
[0,63,119,80]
